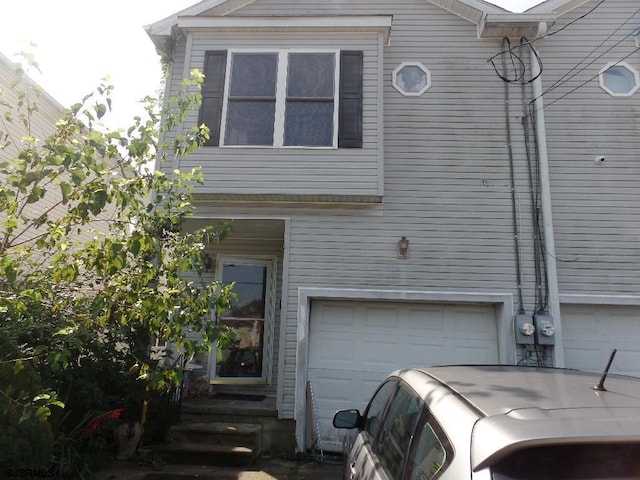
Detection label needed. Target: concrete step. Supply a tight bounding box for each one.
[154,422,262,466]
[153,441,256,466]
[171,422,262,446]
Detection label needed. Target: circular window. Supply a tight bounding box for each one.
[393,63,431,96]
[599,62,639,96]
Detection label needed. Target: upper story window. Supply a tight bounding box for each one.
[393,62,431,96]
[599,62,640,97]
[199,49,363,149]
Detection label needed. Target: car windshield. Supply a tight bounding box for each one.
[491,443,640,479]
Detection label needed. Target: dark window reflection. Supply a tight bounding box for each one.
[217,264,267,378]
[223,264,266,318]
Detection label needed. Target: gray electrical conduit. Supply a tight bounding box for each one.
[502,38,525,314]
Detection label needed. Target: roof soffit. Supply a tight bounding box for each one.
[175,15,393,45]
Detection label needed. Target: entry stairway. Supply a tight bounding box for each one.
[153,395,292,466]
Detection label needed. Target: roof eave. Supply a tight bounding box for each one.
[478,13,555,39]
[526,0,594,15]
[147,15,394,55]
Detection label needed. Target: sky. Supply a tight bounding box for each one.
[0,0,545,130]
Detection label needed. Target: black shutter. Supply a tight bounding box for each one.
[338,50,363,148]
[198,51,227,146]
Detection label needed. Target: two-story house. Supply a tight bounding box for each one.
[146,0,640,452]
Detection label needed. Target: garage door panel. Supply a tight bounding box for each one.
[364,305,400,329]
[615,350,640,375]
[317,304,357,329]
[308,299,499,451]
[404,343,449,366]
[562,304,640,377]
[360,341,403,370]
[454,345,499,364]
[308,336,354,368]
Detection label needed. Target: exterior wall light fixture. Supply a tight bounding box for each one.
[397,236,410,259]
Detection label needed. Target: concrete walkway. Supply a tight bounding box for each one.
[93,457,343,480]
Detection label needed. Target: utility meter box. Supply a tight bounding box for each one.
[534,314,555,345]
[515,313,535,345]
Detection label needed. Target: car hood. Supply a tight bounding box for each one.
[471,406,640,471]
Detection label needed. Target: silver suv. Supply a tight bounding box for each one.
[333,365,640,479]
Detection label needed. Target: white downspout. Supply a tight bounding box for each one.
[530,24,564,367]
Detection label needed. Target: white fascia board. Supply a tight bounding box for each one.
[427,0,507,25]
[145,0,231,37]
[176,15,394,45]
[484,13,557,23]
[525,0,592,15]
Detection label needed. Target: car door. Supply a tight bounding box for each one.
[346,379,397,480]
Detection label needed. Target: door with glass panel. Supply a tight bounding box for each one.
[211,257,276,383]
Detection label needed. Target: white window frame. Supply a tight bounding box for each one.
[209,255,278,385]
[219,49,340,149]
[392,62,432,96]
[598,61,640,97]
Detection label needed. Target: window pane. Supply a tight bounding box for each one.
[284,101,333,146]
[222,264,267,318]
[408,422,447,480]
[396,65,429,94]
[229,53,278,97]
[225,101,275,145]
[287,54,335,97]
[491,443,640,479]
[216,319,264,377]
[603,66,636,94]
[377,385,422,479]
[364,380,396,440]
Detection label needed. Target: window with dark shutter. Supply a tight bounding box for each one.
[198,49,363,148]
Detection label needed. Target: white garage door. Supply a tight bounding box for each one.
[562,304,640,377]
[307,300,500,452]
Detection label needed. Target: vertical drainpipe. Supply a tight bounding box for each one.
[530,22,564,367]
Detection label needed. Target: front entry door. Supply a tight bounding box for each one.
[211,256,276,384]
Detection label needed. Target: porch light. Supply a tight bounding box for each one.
[397,236,410,259]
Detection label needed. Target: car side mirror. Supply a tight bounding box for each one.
[333,409,363,429]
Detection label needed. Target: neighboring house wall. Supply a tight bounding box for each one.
[148,0,640,451]
[0,52,124,250]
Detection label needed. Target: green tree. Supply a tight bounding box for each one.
[0,55,234,425]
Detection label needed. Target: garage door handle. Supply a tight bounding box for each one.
[350,462,357,479]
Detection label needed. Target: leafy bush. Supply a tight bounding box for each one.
[0,57,235,476]
[0,331,53,470]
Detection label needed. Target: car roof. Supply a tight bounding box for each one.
[406,365,640,471]
[414,365,640,415]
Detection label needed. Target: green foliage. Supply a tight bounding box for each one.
[0,54,233,474]
[0,331,54,470]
